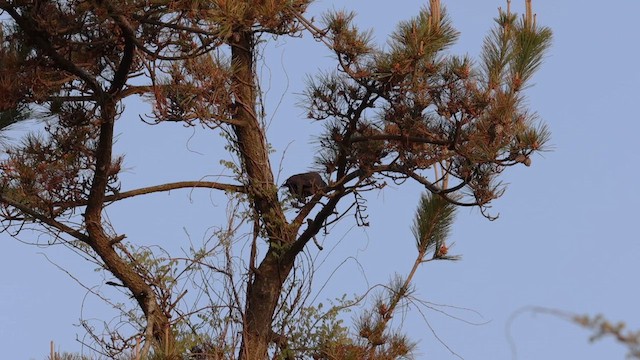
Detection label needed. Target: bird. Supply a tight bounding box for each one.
[282,172,327,200]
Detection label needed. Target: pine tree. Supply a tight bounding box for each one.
[0,1,551,358]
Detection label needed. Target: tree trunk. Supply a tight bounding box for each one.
[229,29,296,360]
[240,253,296,360]
[84,99,175,356]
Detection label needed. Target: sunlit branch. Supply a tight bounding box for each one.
[55,181,246,209]
[284,5,332,48]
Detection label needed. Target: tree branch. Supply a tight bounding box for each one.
[104,181,246,202]
[52,181,246,209]
[0,5,103,96]
[349,134,449,146]
[379,165,478,207]
[0,193,90,242]
[285,191,344,261]
[108,12,137,94]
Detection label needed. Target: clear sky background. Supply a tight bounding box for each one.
[1,1,639,359]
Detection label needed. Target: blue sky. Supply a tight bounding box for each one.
[2,1,640,359]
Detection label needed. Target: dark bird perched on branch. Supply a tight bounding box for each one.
[282,172,327,200]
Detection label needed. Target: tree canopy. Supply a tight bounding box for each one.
[0,0,551,358]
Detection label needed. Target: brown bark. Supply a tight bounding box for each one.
[83,98,175,356]
[1,2,177,355]
[229,29,298,360]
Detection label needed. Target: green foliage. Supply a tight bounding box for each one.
[0,106,29,132]
[304,2,553,210]
[324,11,374,62]
[352,289,416,359]
[277,298,353,359]
[412,192,456,259]
[46,350,136,360]
[47,353,93,360]
[387,6,459,63]
[481,4,553,91]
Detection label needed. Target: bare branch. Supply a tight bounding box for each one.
[104,181,246,202]
[0,193,90,242]
[53,181,246,209]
